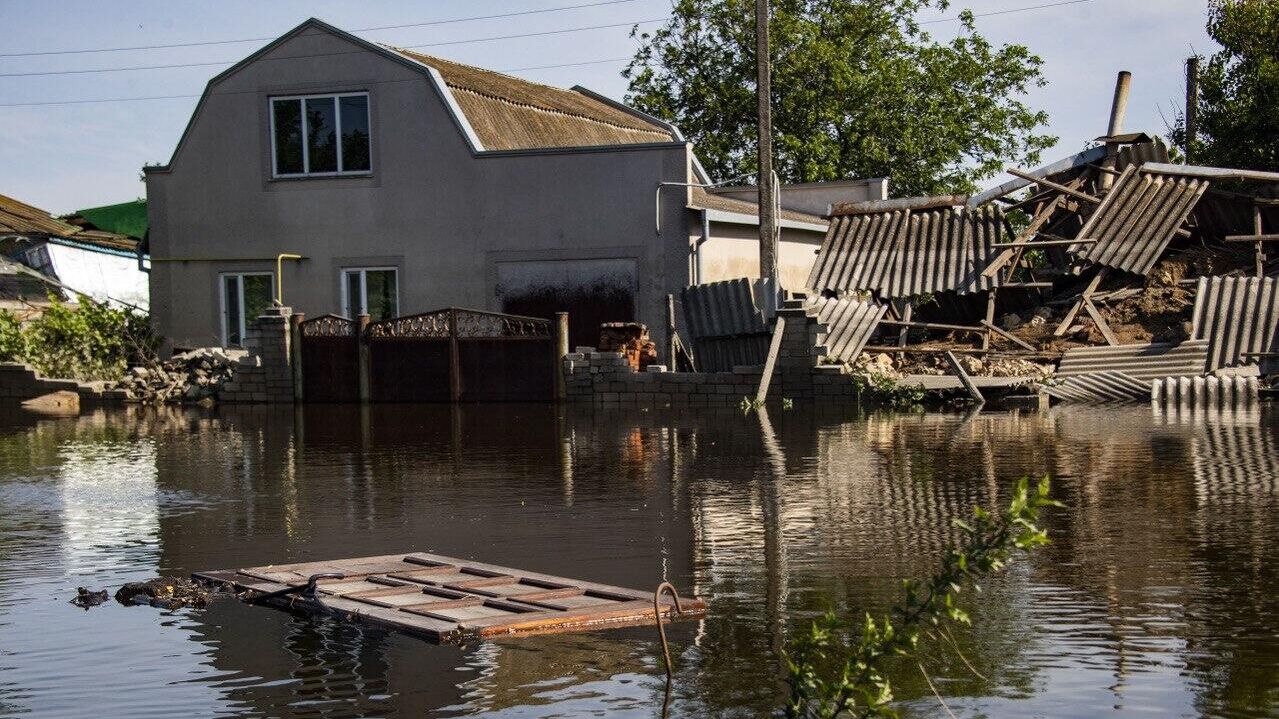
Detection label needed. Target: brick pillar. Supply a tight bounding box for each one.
[249,305,294,403]
[773,299,826,400]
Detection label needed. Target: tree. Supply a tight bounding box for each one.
[624,0,1055,198]
[1173,0,1279,170]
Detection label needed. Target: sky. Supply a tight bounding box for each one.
[0,0,1215,214]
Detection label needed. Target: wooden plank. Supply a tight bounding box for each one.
[989,237,1099,248]
[943,351,985,405]
[193,551,705,645]
[980,320,1037,351]
[879,319,985,334]
[1223,234,1279,242]
[1055,269,1108,337]
[754,316,786,404]
[1006,168,1102,205]
[1082,298,1119,346]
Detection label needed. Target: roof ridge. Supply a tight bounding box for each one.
[446,85,670,137]
[384,45,668,135]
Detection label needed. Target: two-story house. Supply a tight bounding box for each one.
[145,18,831,352]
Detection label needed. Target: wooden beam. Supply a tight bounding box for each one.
[1082,298,1118,346]
[990,237,1099,248]
[943,351,985,405]
[1054,269,1107,337]
[898,301,912,348]
[754,316,786,404]
[980,320,1037,351]
[1006,168,1103,205]
[879,319,986,334]
[982,289,996,352]
[1223,234,1279,242]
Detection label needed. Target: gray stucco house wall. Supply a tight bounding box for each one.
[145,18,828,354]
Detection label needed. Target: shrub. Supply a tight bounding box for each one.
[0,294,158,381]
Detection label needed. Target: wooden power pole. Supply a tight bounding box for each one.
[755,0,778,285]
[1185,57,1200,161]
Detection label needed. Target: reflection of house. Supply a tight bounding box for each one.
[0,193,148,310]
[144,18,846,351]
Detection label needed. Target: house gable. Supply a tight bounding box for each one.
[147,17,680,174]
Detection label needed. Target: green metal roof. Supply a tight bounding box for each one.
[73,199,147,239]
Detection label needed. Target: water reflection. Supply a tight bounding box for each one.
[0,403,1275,717]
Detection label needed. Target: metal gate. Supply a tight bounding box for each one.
[367,308,554,403]
[299,314,360,403]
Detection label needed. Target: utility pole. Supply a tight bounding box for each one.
[1185,57,1200,161]
[755,0,778,285]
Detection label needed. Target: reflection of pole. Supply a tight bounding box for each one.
[289,313,304,402]
[558,406,573,507]
[756,406,788,656]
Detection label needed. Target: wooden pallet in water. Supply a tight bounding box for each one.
[194,552,706,644]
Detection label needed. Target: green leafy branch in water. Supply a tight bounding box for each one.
[784,477,1060,719]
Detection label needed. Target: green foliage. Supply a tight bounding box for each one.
[0,295,158,381]
[785,477,1060,718]
[1171,0,1279,169]
[0,312,27,362]
[853,373,926,409]
[740,395,765,412]
[782,397,795,409]
[624,0,1055,197]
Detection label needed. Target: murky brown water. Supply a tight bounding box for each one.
[0,403,1277,718]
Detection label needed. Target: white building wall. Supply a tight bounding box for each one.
[47,243,149,310]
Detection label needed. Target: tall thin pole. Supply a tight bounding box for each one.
[1185,57,1200,161]
[1100,70,1132,191]
[755,0,778,285]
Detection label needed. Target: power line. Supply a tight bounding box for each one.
[0,58,637,107]
[920,0,1093,24]
[0,19,664,78]
[0,0,641,58]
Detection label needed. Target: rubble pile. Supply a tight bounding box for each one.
[116,348,245,404]
[597,322,659,370]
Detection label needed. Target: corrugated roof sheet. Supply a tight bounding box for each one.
[0,193,137,254]
[1056,340,1209,380]
[680,278,780,372]
[1070,166,1209,276]
[0,193,79,236]
[1042,371,1150,403]
[690,187,828,225]
[807,205,1009,298]
[807,296,886,364]
[388,48,675,150]
[1191,276,1279,372]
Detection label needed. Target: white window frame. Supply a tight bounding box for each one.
[219,272,275,346]
[269,91,371,178]
[340,267,399,319]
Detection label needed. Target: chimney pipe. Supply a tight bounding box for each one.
[1101,71,1132,190]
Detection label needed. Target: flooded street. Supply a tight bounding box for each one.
[1,403,1277,718]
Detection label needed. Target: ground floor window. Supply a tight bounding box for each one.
[341,267,398,321]
[221,273,273,346]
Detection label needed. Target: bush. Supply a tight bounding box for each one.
[0,294,158,381]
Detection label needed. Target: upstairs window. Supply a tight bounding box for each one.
[270,92,370,177]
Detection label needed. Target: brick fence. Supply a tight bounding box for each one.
[219,305,295,404]
[564,299,869,407]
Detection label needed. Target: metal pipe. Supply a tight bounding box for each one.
[275,253,303,304]
[654,175,751,234]
[148,253,306,304]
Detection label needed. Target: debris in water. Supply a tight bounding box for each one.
[69,587,110,609]
[114,577,210,609]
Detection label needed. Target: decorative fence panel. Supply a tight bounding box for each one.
[299,314,360,403]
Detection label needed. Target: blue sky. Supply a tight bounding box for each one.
[0,0,1214,214]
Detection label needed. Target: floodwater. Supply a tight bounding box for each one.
[0,402,1277,718]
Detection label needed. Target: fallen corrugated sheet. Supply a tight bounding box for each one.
[1191,276,1279,372]
[806,296,886,364]
[807,205,1009,299]
[1070,165,1210,276]
[680,278,780,372]
[1042,371,1150,403]
[1056,340,1209,380]
[1151,375,1260,409]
